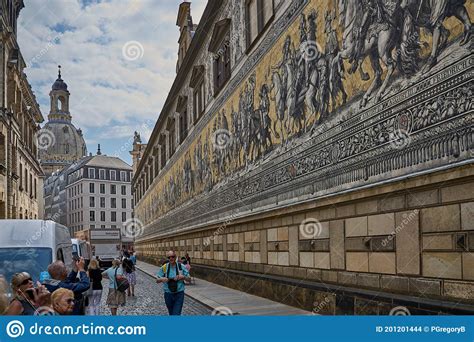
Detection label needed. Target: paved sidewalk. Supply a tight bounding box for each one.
[137,260,311,316]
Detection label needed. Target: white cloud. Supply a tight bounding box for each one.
[19,0,207,161]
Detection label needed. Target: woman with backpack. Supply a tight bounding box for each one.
[102,259,126,316]
[122,251,136,297]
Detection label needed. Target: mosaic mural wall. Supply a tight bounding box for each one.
[136,0,473,239]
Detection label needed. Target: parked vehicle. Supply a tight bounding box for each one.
[88,229,121,268]
[0,220,73,290]
[71,238,92,268]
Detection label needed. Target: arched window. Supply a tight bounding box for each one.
[57,96,66,111]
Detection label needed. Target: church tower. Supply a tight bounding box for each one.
[48,65,71,121]
[39,66,87,178]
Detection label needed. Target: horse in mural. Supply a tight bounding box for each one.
[338,0,472,107]
[338,0,409,108]
[402,0,472,72]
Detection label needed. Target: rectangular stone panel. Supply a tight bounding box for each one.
[268,252,277,265]
[244,232,252,243]
[252,252,261,264]
[299,240,312,252]
[338,272,357,286]
[395,210,420,275]
[345,237,371,251]
[370,236,395,251]
[380,275,409,292]
[337,204,355,218]
[369,252,396,274]
[299,252,314,268]
[356,200,378,215]
[422,252,462,279]
[244,252,253,263]
[421,205,460,232]
[277,227,289,241]
[330,220,345,269]
[444,281,474,300]
[239,233,245,262]
[422,234,453,250]
[277,252,289,266]
[267,228,278,242]
[313,239,330,251]
[260,229,268,264]
[314,252,330,269]
[441,182,474,203]
[299,239,330,252]
[346,252,369,272]
[407,189,439,208]
[463,252,474,280]
[319,207,336,221]
[408,278,441,296]
[379,195,405,212]
[289,225,299,266]
[368,213,395,236]
[461,202,474,230]
[299,221,329,240]
[357,273,380,289]
[345,217,368,237]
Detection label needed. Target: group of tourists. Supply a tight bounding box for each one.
[0,249,193,316]
[0,250,137,316]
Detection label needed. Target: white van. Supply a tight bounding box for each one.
[0,220,73,288]
[71,238,92,267]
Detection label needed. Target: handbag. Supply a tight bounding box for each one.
[114,268,130,292]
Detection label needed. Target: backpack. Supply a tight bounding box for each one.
[163,262,183,293]
[114,268,130,292]
[123,258,135,273]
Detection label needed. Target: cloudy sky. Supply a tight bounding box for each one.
[18,0,207,164]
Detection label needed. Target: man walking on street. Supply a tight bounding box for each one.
[156,250,190,315]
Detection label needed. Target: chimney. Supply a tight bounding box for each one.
[97,144,102,155]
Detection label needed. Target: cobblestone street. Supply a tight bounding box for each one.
[98,270,211,315]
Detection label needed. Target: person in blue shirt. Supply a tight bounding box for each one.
[130,252,137,265]
[43,258,90,315]
[102,259,126,316]
[156,250,191,315]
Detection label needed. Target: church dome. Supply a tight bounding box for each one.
[52,77,68,91]
[38,121,87,165]
[51,65,68,91]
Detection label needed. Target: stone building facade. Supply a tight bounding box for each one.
[44,149,133,238]
[133,0,474,314]
[0,0,44,220]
